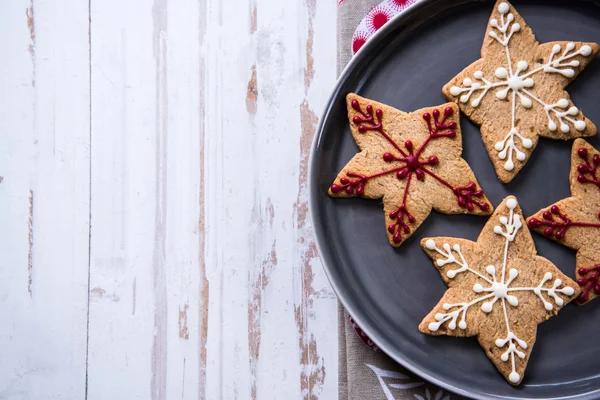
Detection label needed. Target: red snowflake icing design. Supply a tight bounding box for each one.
[528,148,600,239]
[331,101,489,243]
[577,265,600,303]
[527,205,600,240]
[528,146,600,303]
[576,147,600,189]
[366,5,394,31]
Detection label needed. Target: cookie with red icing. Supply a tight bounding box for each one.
[328,94,492,247]
[443,0,599,183]
[527,139,600,305]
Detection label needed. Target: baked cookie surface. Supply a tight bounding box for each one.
[329,94,492,247]
[443,0,599,183]
[421,196,579,385]
[527,139,600,304]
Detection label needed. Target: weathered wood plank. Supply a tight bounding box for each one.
[0,0,338,397]
[0,0,91,398]
[203,0,337,399]
[87,0,203,398]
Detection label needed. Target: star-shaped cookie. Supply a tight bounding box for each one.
[443,0,599,183]
[329,94,492,247]
[420,196,579,385]
[527,139,600,305]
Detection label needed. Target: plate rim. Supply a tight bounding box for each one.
[308,0,600,398]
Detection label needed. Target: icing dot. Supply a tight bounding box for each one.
[494,141,504,151]
[581,45,593,56]
[552,44,562,54]
[499,216,508,224]
[509,372,520,383]
[448,320,456,330]
[498,2,509,14]
[545,302,554,311]
[509,269,518,279]
[512,23,520,32]
[506,198,518,210]
[575,120,587,131]
[495,67,508,79]
[453,244,461,252]
[564,69,575,78]
[473,283,483,293]
[522,138,533,148]
[505,159,515,171]
[558,99,569,108]
[520,96,532,109]
[486,265,496,275]
[561,122,570,133]
[556,297,564,306]
[523,78,534,88]
[567,42,576,52]
[501,352,509,362]
[443,303,452,310]
[495,339,503,347]
[481,302,493,313]
[490,18,499,28]
[517,152,526,161]
[425,239,436,250]
[549,120,558,131]
[435,313,445,321]
[494,226,503,234]
[507,295,519,306]
[447,270,456,279]
[428,322,440,332]
[460,95,469,103]
[450,86,461,96]
[458,321,467,330]
[496,88,509,100]
[474,70,483,79]
[517,60,528,71]
[568,106,579,116]
[463,78,473,86]
[564,287,575,296]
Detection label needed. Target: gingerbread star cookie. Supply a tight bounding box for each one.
[420,196,579,385]
[329,94,492,247]
[443,0,599,183]
[527,139,600,305]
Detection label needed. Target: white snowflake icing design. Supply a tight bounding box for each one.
[424,198,576,383]
[449,2,593,171]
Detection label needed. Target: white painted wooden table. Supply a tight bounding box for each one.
[0,0,338,398]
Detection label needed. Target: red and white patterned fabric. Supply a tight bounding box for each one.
[348,314,381,352]
[349,0,418,54]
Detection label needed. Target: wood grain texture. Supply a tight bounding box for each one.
[1,0,337,398]
[88,0,204,398]
[0,0,91,398]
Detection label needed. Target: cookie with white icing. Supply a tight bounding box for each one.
[420,196,579,385]
[329,94,492,247]
[528,139,600,305]
[443,0,599,183]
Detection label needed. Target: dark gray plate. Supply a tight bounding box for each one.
[309,0,600,398]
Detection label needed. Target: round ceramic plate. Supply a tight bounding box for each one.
[309,0,600,398]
